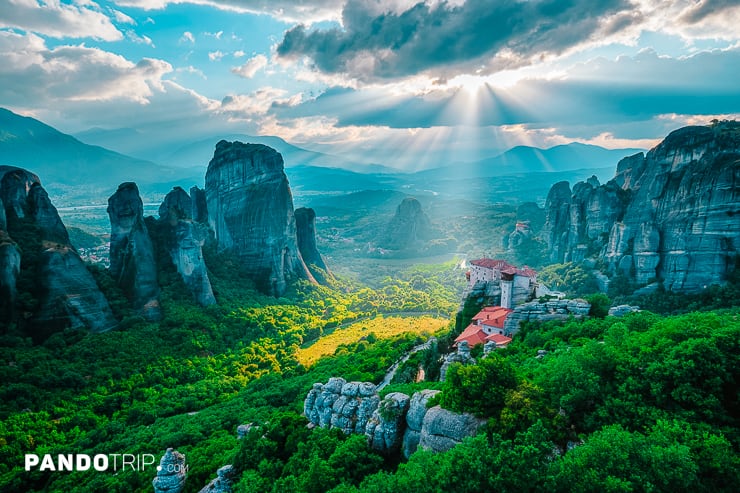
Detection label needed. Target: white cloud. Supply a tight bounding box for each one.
[219,87,293,117]
[126,30,155,46]
[111,0,343,23]
[208,50,226,61]
[231,54,267,78]
[233,50,246,58]
[0,30,171,105]
[180,31,195,44]
[204,30,223,39]
[0,0,122,40]
[175,65,207,79]
[112,9,136,24]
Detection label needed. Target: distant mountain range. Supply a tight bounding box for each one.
[75,127,398,174]
[415,142,644,181]
[0,108,191,189]
[0,107,644,205]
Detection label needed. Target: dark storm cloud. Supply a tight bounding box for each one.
[272,48,740,128]
[276,0,633,79]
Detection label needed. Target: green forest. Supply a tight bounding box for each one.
[1,247,739,492]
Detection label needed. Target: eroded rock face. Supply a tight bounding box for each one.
[382,197,433,249]
[543,123,740,292]
[159,186,192,224]
[402,389,440,458]
[0,229,20,320]
[365,392,410,454]
[294,207,331,280]
[190,186,208,224]
[304,378,379,434]
[418,406,485,454]
[107,182,161,321]
[197,464,235,493]
[205,141,313,296]
[157,187,216,306]
[153,448,186,493]
[439,340,475,382]
[0,166,117,333]
[503,298,591,336]
[305,378,483,457]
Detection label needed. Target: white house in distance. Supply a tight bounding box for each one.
[466,259,537,309]
[466,258,564,307]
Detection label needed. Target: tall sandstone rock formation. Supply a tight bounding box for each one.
[157,187,216,306]
[107,182,161,321]
[205,141,314,296]
[382,197,433,250]
[542,123,740,292]
[0,166,117,333]
[295,207,331,281]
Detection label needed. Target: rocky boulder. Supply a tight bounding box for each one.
[304,378,379,434]
[503,298,591,335]
[418,406,485,454]
[107,182,161,321]
[304,378,486,458]
[198,464,235,493]
[382,197,433,250]
[365,392,410,454]
[205,141,313,296]
[153,448,186,493]
[402,389,440,458]
[440,340,475,382]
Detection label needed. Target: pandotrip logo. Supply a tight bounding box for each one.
[25,454,157,472]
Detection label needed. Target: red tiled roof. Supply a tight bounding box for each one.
[469,259,537,278]
[485,333,512,346]
[517,267,537,278]
[454,324,488,347]
[472,306,513,328]
[470,258,514,270]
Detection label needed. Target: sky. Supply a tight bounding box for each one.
[1,0,739,170]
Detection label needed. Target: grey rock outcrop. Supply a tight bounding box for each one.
[305,378,484,457]
[157,187,216,306]
[503,298,591,335]
[0,166,116,333]
[402,389,440,458]
[0,228,20,320]
[439,340,475,382]
[190,186,208,224]
[418,406,485,454]
[198,464,235,493]
[382,197,433,250]
[159,186,192,223]
[543,123,740,292]
[0,194,18,319]
[205,141,314,296]
[294,207,331,280]
[608,304,640,317]
[153,448,186,493]
[304,378,379,434]
[107,182,161,321]
[365,392,410,454]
